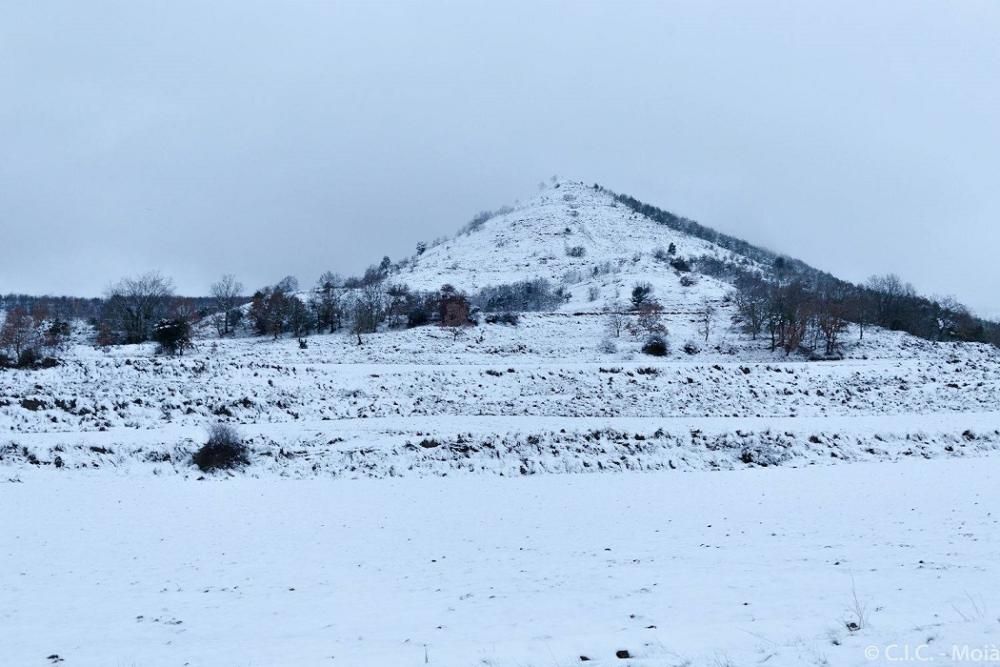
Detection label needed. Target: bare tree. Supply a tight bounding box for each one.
[628,300,666,340]
[311,272,345,333]
[351,281,386,344]
[104,271,175,344]
[866,274,916,330]
[698,299,716,342]
[733,276,768,339]
[210,274,244,337]
[0,306,38,363]
[603,300,627,338]
[249,287,290,339]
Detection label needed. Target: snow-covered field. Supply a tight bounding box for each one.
[2,317,999,477]
[3,180,999,665]
[2,322,999,666]
[3,459,999,666]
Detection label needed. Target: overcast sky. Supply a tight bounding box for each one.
[2,1,998,315]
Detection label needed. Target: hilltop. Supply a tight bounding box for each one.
[395,180,739,311]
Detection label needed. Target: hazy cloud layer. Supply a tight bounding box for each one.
[2,1,998,315]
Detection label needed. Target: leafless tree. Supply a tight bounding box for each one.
[210,274,243,337]
[603,300,627,338]
[698,299,716,342]
[310,272,346,333]
[866,273,916,330]
[351,281,386,344]
[732,276,768,339]
[104,271,175,343]
[628,300,667,340]
[0,307,37,362]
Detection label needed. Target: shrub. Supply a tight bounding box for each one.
[485,312,519,325]
[683,341,700,355]
[15,347,40,368]
[641,334,669,357]
[192,424,249,472]
[598,338,617,354]
[669,257,692,272]
[407,307,431,328]
[680,274,698,287]
[630,282,654,308]
[152,318,193,355]
[565,245,586,258]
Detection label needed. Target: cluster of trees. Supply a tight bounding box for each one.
[103,272,178,344]
[37,264,558,357]
[458,206,514,235]
[245,274,477,344]
[0,304,70,367]
[0,294,104,322]
[94,271,241,353]
[600,185,810,272]
[731,270,998,356]
[600,185,1000,349]
[602,283,671,355]
[732,275,851,357]
[471,279,569,312]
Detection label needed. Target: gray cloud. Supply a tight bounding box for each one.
[2,1,998,316]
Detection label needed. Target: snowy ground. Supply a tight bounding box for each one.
[2,458,998,666]
[2,313,999,477]
[4,179,1000,664]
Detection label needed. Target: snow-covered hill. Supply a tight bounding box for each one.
[396,180,740,311]
[3,179,1000,667]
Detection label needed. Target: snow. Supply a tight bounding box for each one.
[3,178,1000,664]
[3,458,999,666]
[396,180,741,310]
[2,313,998,478]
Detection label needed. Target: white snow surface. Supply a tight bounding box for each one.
[396,180,738,309]
[3,179,1000,665]
[3,459,1000,666]
[1,318,999,477]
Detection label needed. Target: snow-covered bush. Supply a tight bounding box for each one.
[598,338,617,354]
[565,245,586,258]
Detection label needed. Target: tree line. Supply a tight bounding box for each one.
[600,184,1000,349]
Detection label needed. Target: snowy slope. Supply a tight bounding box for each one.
[396,180,741,310]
